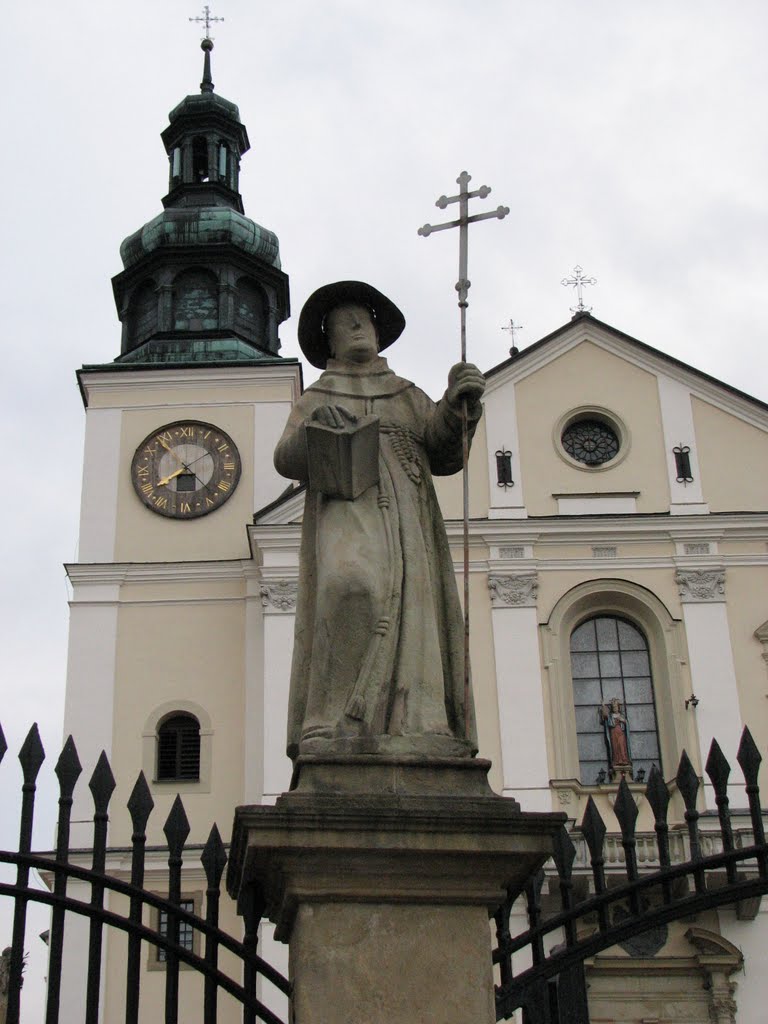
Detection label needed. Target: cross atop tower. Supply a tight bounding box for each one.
[561,265,597,315]
[189,4,224,40]
[501,317,524,355]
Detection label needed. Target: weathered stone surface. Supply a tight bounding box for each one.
[290,903,495,1024]
[274,286,486,758]
[228,787,563,1024]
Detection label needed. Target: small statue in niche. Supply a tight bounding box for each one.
[599,697,632,777]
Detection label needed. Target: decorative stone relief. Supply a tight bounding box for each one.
[488,573,538,608]
[675,569,725,603]
[259,581,298,612]
[754,620,768,680]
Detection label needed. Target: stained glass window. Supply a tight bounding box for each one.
[562,419,619,466]
[570,616,661,785]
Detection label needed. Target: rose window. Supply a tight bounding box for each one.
[561,419,620,466]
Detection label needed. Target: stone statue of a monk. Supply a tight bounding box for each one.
[274,281,485,759]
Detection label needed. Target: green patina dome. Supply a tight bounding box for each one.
[119,206,282,271]
[168,89,241,124]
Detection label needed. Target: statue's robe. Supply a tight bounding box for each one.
[274,356,481,758]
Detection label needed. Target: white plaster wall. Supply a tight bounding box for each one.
[78,408,122,562]
[491,606,550,810]
[718,904,768,1023]
[680,601,742,808]
[55,881,91,1023]
[63,592,119,842]
[261,609,295,801]
[656,374,708,514]
[258,923,290,1022]
[253,401,293,514]
[483,382,527,518]
[557,496,637,515]
[244,577,265,803]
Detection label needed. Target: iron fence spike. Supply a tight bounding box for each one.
[201,823,228,888]
[676,749,700,811]
[89,751,116,813]
[163,794,191,856]
[737,725,762,787]
[580,795,607,860]
[54,735,83,798]
[645,764,670,822]
[127,771,154,833]
[705,738,731,796]
[613,777,639,839]
[18,723,45,783]
[551,825,577,879]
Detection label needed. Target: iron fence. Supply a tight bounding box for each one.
[0,723,290,1024]
[492,727,768,1023]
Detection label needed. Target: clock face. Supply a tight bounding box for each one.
[131,420,242,519]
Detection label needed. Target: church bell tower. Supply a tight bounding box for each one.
[63,35,301,883]
[112,38,289,365]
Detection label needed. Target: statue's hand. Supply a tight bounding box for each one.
[446,363,485,409]
[310,405,358,429]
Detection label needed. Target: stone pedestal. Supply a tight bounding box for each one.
[227,756,564,1024]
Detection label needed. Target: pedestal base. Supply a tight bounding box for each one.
[228,759,564,1024]
[291,902,496,1024]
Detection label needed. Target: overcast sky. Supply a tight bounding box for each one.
[3,0,768,1013]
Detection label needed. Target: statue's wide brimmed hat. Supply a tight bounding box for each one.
[298,281,406,369]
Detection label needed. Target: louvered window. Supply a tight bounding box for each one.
[157,714,200,781]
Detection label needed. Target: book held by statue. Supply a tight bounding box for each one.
[305,415,380,500]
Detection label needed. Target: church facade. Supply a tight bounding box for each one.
[60,41,768,1024]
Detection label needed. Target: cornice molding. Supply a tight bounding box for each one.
[79,363,302,407]
[66,560,253,586]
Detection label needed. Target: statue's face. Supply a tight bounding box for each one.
[327,304,379,364]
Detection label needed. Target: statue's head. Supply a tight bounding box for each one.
[326,303,379,364]
[298,281,406,368]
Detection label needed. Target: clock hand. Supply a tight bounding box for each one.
[156,467,186,487]
[157,437,217,495]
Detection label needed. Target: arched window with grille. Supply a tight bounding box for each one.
[156,713,200,782]
[570,616,661,785]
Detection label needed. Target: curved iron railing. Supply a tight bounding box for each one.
[493,727,768,1023]
[0,723,289,1024]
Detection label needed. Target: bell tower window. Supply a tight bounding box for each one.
[192,136,209,182]
[170,147,181,185]
[173,269,219,330]
[218,143,229,183]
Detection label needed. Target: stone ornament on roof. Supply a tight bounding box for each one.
[675,569,726,603]
[488,573,538,608]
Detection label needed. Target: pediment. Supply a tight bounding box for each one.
[484,313,768,434]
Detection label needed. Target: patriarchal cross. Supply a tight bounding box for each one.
[418,171,509,738]
[189,4,224,39]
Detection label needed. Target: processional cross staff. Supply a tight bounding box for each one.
[418,171,509,738]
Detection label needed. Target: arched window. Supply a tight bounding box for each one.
[172,269,219,331]
[156,713,200,781]
[570,615,661,785]
[234,277,265,337]
[192,136,209,182]
[128,279,158,346]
